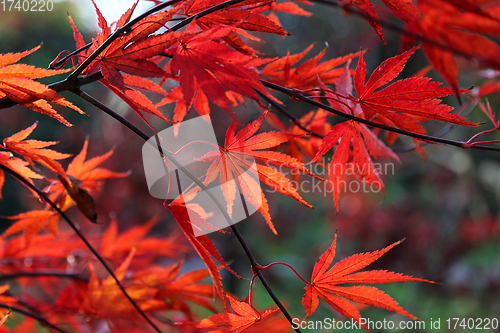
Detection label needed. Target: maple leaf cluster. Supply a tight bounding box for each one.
[1,0,498,332]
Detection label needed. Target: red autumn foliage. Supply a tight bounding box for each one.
[0,0,498,332]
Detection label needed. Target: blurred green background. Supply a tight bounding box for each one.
[0,1,499,332]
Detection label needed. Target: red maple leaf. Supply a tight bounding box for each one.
[302,233,433,332]
[261,43,363,89]
[199,111,318,234]
[353,47,477,134]
[79,1,185,89]
[403,0,500,97]
[167,188,239,310]
[69,2,188,124]
[338,0,417,43]
[312,120,399,211]
[166,23,270,115]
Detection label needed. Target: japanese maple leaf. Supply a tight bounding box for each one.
[265,109,331,181]
[0,285,18,307]
[339,0,418,43]
[76,1,186,91]
[0,151,42,199]
[69,2,187,123]
[167,23,270,115]
[312,120,398,211]
[185,0,290,36]
[353,46,477,134]
[403,0,500,97]
[1,210,59,246]
[81,248,170,318]
[310,63,399,210]
[261,44,363,89]
[100,75,173,125]
[132,260,218,319]
[46,139,128,221]
[0,45,84,126]
[156,83,212,124]
[183,0,291,55]
[167,189,239,311]
[199,111,318,234]
[194,295,282,333]
[100,217,188,265]
[1,122,70,177]
[302,233,433,332]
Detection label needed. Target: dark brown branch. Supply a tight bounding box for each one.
[0,163,163,333]
[68,0,185,80]
[261,80,500,152]
[72,88,303,333]
[0,302,67,332]
[257,90,325,139]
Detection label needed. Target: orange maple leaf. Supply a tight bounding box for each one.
[81,248,168,317]
[1,210,59,246]
[302,233,433,332]
[0,151,42,199]
[46,139,128,222]
[194,294,282,332]
[1,122,71,177]
[99,217,188,264]
[133,260,218,319]
[0,45,85,126]
[199,111,319,234]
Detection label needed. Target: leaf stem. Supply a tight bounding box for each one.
[256,262,310,285]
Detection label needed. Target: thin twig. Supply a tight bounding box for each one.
[68,0,184,80]
[0,164,164,333]
[0,302,67,332]
[73,88,302,333]
[261,80,500,152]
[257,90,325,138]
